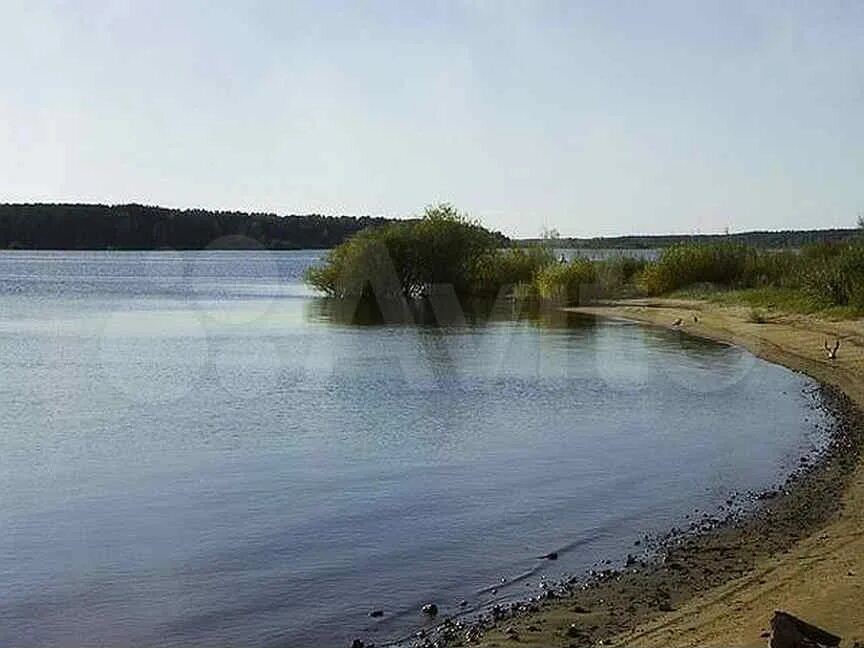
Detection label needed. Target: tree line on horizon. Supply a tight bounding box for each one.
[0,203,403,250]
[0,202,858,251]
[521,228,862,249]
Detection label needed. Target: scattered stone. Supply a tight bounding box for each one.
[368,609,383,618]
[350,640,364,648]
[459,600,468,607]
[421,603,438,616]
[567,623,583,638]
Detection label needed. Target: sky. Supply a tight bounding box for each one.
[0,1,862,238]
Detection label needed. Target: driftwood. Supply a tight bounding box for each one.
[769,610,841,648]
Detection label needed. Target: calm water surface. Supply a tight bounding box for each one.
[0,251,828,647]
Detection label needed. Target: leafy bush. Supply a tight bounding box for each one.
[534,258,597,302]
[635,244,806,294]
[305,224,414,297]
[473,245,555,297]
[637,244,752,294]
[740,249,801,288]
[595,256,647,296]
[306,204,547,299]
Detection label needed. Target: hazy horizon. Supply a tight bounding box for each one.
[2,1,862,238]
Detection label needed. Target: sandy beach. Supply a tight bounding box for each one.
[469,299,864,648]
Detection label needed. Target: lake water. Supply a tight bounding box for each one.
[0,251,829,648]
[556,247,659,261]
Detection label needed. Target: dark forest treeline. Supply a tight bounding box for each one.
[0,203,401,250]
[520,229,862,249]
[2,203,857,251]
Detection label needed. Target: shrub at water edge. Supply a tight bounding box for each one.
[305,204,541,299]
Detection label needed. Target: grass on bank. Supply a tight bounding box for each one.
[641,239,864,319]
[670,286,863,320]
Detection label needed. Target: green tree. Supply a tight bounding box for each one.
[306,204,523,299]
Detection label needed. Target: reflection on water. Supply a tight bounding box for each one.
[304,293,600,331]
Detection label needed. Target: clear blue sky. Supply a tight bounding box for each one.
[1,1,861,237]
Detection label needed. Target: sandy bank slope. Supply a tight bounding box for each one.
[571,300,864,647]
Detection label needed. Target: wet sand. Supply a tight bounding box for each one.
[409,299,864,648]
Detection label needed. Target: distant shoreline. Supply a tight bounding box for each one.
[516,227,861,249]
[1,203,860,251]
[0,203,406,251]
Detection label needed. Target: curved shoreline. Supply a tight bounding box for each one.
[404,300,864,648]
